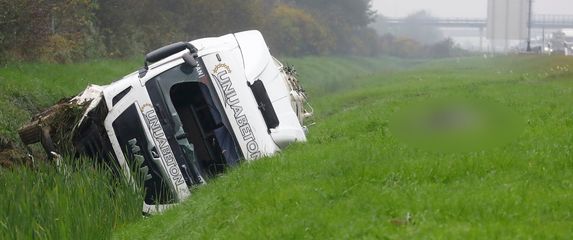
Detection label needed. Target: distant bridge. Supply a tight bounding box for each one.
[385,15,573,29]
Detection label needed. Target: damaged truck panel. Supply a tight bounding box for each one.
[19,30,312,213]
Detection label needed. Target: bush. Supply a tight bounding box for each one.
[378,34,468,59]
[265,4,333,56]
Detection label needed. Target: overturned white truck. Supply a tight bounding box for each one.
[19,30,312,212]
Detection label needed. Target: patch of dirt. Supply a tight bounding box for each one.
[0,136,30,168]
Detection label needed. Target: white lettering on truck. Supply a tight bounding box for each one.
[142,107,186,186]
[212,64,261,159]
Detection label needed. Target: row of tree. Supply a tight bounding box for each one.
[371,11,468,58]
[0,0,378,62]
[0,1,465,62]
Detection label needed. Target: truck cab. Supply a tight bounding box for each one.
[20,30,312,213]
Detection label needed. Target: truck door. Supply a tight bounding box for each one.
[104,83,191,207]
[111,104,177,205]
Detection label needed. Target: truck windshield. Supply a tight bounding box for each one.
[146,63,240,179]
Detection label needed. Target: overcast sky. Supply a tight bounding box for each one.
[373,0,573,18]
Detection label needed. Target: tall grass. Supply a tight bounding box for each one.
[0,158,143,239]
[0,58,144,239]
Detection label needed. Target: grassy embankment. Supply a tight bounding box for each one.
[0,59,144,239]
[116,55,573,239]
[0,56,397,239]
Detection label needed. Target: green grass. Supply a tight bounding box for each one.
[0,58,141,141]
[0,56,394,239]
[0,159,143,239]
[114,55,573,239]
[283,56,422,96]
[1,55,571,238]
[0,58,147,239]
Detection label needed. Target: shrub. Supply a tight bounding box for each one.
[265,4,334,56]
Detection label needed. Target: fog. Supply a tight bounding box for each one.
[373,0,573,18]
[371,0,573,52]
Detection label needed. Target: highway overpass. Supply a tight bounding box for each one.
[384,15,573,29]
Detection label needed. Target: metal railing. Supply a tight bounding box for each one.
[384,15,573,29]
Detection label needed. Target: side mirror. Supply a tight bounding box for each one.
[182,52,198,68]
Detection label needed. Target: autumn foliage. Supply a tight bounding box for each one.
[0,0,376,62]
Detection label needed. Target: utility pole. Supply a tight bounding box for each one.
[479,27,484,52]
[527,0,533,52]
[542,26,545,53]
